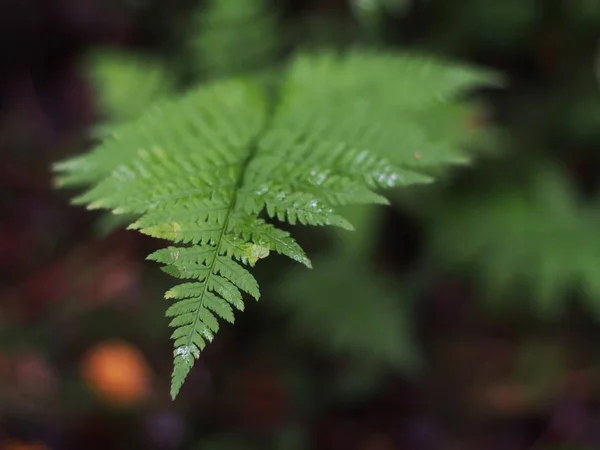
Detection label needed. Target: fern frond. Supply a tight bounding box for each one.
[55,50,499,398]
[428,165,600,318]
[273,52,500,171]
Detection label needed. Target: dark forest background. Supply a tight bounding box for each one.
[1,1,600,449]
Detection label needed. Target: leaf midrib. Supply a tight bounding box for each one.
[173,87,274,397]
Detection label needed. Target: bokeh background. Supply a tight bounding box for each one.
[1,0,600,449]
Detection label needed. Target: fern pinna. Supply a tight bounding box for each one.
[55,50,499,398]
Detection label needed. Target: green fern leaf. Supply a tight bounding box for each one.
[55,50,499,398]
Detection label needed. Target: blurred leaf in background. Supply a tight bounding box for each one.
[274,203,420,403]
[78,49,176,234]
[277,254,419,368]
[350,0,413,31]
[185,0,281,80]
[86,50,175,126]
[426,164,600,319]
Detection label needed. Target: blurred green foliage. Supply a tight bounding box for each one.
[86,50,175,124]
[4,0,600,447]
[427,165,600,319]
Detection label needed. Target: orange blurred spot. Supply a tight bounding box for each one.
[3,439,49,450]
[81,340,151,406]
[414,152,422,159]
